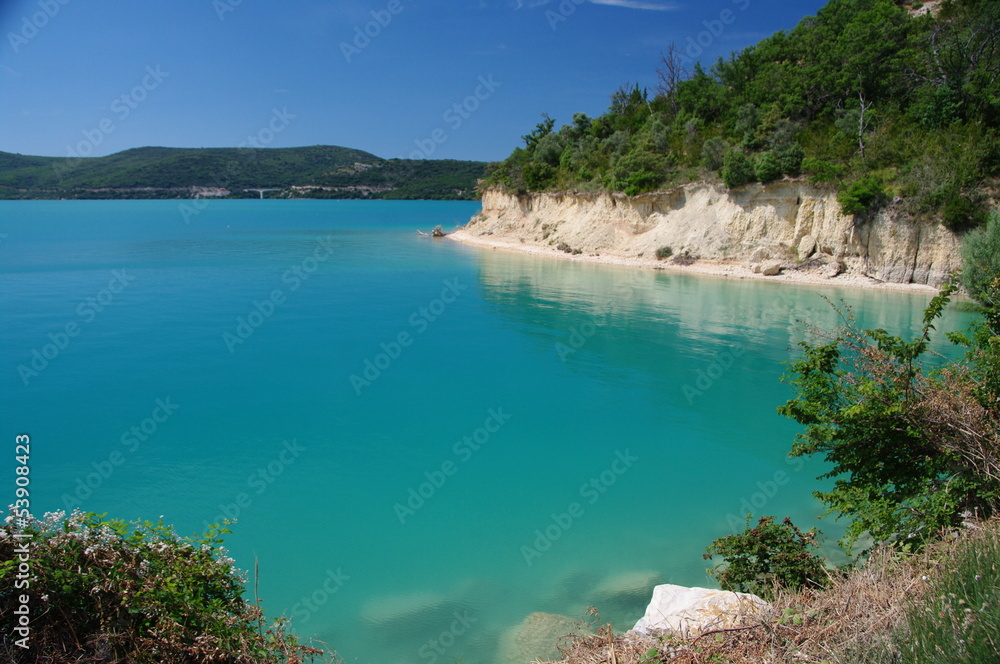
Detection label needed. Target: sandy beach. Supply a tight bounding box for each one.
[448,229,944,294]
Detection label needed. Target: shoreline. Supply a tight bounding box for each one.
[447,229,943,294]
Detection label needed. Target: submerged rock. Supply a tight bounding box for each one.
[498,612,583,664]
[630,584,767,638]
[588,570,663,615]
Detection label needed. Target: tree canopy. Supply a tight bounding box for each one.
[484,0,1000,227]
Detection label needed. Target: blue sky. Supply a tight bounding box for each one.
[0,0,828,162]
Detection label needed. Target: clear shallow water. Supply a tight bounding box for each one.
[0,200,975,663]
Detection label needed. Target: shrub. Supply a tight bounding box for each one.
[755,151,782,183]
[522,161,557,190]
[0,510,327,664]
[604,148,670,196]
[941,189,988,232]
[779,282,1000,551]
[704,515,828,601]
[837,177,885,216]
[961,209,1000,308]
[801,157,843,184]
[701,137,729,170]
[721,149,755,189]
[776,143,805,176]
[655,246,673,260]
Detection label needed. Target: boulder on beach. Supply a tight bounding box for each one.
[797,234,817,259]
[762,261,783,276]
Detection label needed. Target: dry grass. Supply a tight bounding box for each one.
[537,524,1000,664]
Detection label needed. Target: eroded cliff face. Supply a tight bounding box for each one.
[466,183,962,285]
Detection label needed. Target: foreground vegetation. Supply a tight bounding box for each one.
[545,518,1000,663]
[485,0,999,230]
[0,146,485,200]
[0,512,331,663]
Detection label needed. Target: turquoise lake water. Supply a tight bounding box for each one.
[0,200,976,663]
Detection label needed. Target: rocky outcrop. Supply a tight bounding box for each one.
[630,584,768,638]
[464,183,963,286]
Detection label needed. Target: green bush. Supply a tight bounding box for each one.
[721,149,755,189]
[704,515,828,601]
[961,209,1000,307]
[779,282,1000,551]
[523,161,557,190]
[837,177,886,216]
[801,157,843,184]
[0,510,327,664]
[755,151,782,183]
[941,190,988,232]
[701,137,729,170]
[776,143,805,176]
[655,246,673,260]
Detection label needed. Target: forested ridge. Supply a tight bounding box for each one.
[484,0,999,231]
[0,145,485,200]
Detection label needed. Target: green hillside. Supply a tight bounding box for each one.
[0,145,485,200]
[484,0,999,231]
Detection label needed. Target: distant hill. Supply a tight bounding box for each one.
[0,145,485,200]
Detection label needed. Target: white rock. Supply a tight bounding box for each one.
[797,234,817,259]
[630,584,767,638]
[822,260,845,278]
[762,262,782,276]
